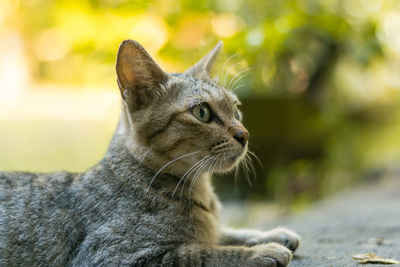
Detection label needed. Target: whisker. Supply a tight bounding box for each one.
[172,156,210,197]
[137,144,155,167]
[209,154,221,175]
[241,154,254,186]
[247,150,263,169]
[147,150,202,191]
[230,73,250,92]
[245,153,255,174]
[217,152,226,173]
[231,84,246,92]
[234,161,240,186]
[220,53,239,87]
[188,155,216,197]
[242,157,251,186]
[223,61,241,89]
[228,68,251,91]
[180,155,214,198]
[246,153,256,185]
[246,152,259,185]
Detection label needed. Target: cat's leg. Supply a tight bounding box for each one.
[71,238,292,266]
[71,234,292,266]
[71,243,291,267]
[219,227,300,252]
[161,243,292,267]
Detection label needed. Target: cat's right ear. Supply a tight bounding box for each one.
[116,40,169,110]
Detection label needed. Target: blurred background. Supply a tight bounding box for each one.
[1,0,400,213]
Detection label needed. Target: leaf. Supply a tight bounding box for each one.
[353,253,400,264]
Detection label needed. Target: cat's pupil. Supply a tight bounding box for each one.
[200,108,204,118]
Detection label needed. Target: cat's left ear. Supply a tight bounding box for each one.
[184,41,223,79]
[116,40,169,110]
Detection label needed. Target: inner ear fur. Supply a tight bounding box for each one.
[116,39,169,110]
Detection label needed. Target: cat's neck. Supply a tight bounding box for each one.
[104,114,215,208]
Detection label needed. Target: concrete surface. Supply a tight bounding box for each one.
[286,176,400,266]
[223,176,400,266]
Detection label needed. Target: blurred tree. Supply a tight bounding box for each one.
[2,0,400,205]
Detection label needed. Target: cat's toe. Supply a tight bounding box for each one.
[277,228,300,252]
[280,231,299,252]
[287,234,299,252]
[257,227,301,252]
[251,243,292,267]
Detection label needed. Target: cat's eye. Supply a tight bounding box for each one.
[191,104,211,123]
[234,106,241,120]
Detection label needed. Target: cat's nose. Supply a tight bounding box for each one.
[233,128,250,147]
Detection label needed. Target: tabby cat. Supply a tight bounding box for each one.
[0,40,300,266]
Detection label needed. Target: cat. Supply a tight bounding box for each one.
[0,40,300,266]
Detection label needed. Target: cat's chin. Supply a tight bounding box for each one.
[213,150,247,173]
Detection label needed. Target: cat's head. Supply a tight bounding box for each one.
[115,40,249,177]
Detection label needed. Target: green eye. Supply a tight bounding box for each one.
[192,104,211,123]
[234,106,241,120]
[234,111,240,120]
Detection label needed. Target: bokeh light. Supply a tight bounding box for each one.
[2,0,400,206]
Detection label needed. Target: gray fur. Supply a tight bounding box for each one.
[0,40,299,266]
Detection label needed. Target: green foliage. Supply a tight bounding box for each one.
[3,0,400,204]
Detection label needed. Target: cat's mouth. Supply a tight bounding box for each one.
[217,149,246,171]
[226,153,241,162]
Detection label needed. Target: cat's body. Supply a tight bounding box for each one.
[0,40,299,266]
[0,138,219,265]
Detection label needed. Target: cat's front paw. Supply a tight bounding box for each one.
[249,243,292,267]
[246,227,300,252]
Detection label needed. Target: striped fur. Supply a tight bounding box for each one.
[0,40,299,266]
